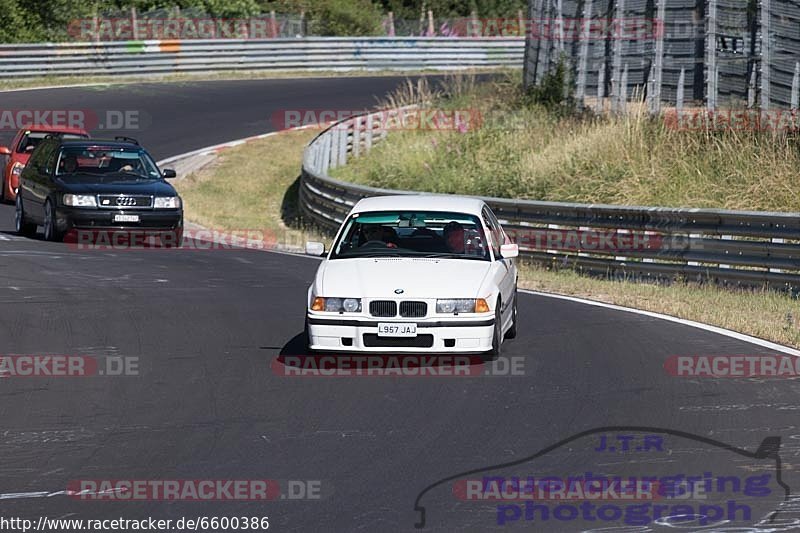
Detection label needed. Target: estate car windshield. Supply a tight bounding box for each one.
[330,210,491,261]
[55,146,161,179]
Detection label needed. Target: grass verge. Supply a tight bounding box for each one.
[173,122,800,349]
[173,127,326,249]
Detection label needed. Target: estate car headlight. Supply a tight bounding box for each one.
[62,193,97,207]
[310,297,362,313]
[154,196,181,208]
[10,162,24,177]
[436,298,490,313]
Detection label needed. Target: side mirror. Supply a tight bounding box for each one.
[499,243,519,259]
[0,146,10,156]
[162,169,177,178]
[305,241,325,256]
[38,165,50,175]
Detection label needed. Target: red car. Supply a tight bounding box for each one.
[0,126,90,202]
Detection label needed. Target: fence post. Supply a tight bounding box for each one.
[760,0,771,116]
[427,9,435,36]
[387,11,395,37]
[610,0,625,115]
[677,68,686,113]
[596,66,605,113]
[748,68,757,108]
[131,7,138,40]
[522,0,542,89]
[706,0,717,111]
[270,10,278,38]
[648,0,665,115]
[619,64,629,114]
[576,0,593,108]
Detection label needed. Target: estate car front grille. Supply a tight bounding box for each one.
[97,195,153,209]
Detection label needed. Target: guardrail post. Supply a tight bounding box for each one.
[792,63,800,111]
[677,68,686,113]
[320,132,331,174]
[596,65,605,113]
[329,129,339,169]
[339,120,350,165]
[352,116,362,157]
[365,114,374,152]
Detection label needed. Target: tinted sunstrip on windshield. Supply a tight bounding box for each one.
[331,210,490,260]
[55,147,161,178]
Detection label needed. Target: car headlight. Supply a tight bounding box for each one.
[310,297,362,313]
[436,298,490,313]
[63,193,97,207]
[154,196,181,208]
[10,162,24,176]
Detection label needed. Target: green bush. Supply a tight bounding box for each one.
[307,0,384,36]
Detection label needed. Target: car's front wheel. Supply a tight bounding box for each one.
[15,195,36,237]
[505,289,518,339]
[43,199,64,242]
[487,299,503,359]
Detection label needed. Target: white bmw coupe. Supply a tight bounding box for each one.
[304,195,519,355]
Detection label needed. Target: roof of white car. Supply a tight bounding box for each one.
[351,195,487,216]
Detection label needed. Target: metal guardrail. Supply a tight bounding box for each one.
[0,37,523,78]
[299,107,800,291]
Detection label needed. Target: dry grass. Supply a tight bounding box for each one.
[335,71,800,212]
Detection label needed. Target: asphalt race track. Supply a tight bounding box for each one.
[1,77,800,532]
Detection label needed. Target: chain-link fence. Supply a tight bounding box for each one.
[524,0,800,115]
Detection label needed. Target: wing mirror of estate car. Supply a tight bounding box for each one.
[499,243,519,259]
[305,241,325,256]
[162,169,177,178]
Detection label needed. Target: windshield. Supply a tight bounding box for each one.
[55,145,161,179]
[330,210,490,260]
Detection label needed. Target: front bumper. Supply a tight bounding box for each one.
[55,207,183,232]
[306,315,495,353]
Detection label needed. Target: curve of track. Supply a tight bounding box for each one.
[0,77,799,532]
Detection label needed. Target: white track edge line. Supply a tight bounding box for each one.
[520,289,800,356]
